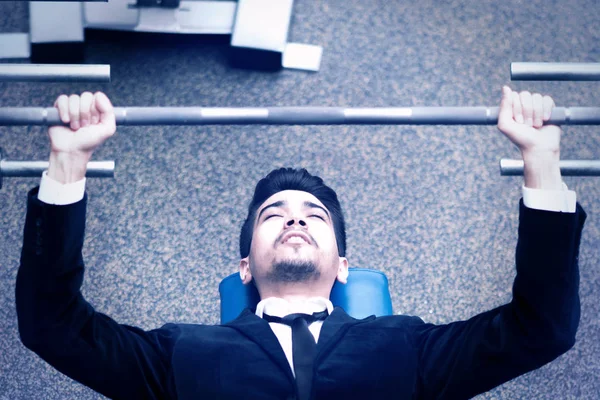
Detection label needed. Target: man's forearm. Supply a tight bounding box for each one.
[48,151,90,184]
[522,151,563,190]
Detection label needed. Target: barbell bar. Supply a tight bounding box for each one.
[511,62,600,81]
[0,64,111,83]
[0,149,114,189]
[500,159,600,176]
[2,155,597,190]
[1,106,600,126]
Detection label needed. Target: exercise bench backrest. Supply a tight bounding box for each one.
[218,267,393,324]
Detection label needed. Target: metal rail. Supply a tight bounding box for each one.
[0,151,114,189]
[511,62,600,81]
[0,64,110,82]
[500,159,600,176]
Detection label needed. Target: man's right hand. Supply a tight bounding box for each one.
[47,92,116,184]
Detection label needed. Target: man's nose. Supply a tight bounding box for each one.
[286,218,306,227]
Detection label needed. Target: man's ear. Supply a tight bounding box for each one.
[336,257,349,284]
[239,257,252,285]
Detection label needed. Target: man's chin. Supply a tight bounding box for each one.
[266,259,321,284]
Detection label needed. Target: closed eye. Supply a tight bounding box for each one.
[264,215,282,220]
[310,215,325,221]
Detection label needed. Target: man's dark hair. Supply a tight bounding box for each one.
[240,168,346,259]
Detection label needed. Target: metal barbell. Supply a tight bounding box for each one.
[2,101,598,189]
[1,106,600,126]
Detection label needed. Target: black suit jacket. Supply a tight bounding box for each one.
[16,187,587,399]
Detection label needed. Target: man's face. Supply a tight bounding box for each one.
[239,190,348,293]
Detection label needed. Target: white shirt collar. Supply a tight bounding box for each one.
[255,296,333,319]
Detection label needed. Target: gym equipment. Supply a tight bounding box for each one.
[0,33,31,59]
[219,268,393,324]
[0,149,114,189]
[0,64,110,82]
[511,62,600,81]
[230,0,322,71]
[0,0,321,71]
[500,159,600,176]
[1,106,599,126]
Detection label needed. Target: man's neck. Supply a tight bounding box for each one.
[272,294,326,303]
[260,286,329,303]
[256,276,335,303]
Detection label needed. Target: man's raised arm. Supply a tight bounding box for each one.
[409,87,586,399]
[16,93,177,399]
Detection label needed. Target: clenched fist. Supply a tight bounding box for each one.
[497,86,561,157]
[47,92,116,184]
[49,92,116,155]
[497,86,563,190]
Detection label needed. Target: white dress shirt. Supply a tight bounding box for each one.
[255,296,333,377]
[35,171,578,376]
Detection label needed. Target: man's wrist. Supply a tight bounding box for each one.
[521,150,562,190]
[48,151,91,184]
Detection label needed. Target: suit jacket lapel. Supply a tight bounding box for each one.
[315,307,376,362]
[223,307,376,381]
[224,308,296,383]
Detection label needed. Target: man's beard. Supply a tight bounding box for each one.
[265,260,321,284]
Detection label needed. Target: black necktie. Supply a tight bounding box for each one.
[263,310,329,400]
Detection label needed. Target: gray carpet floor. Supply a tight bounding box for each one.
[1,0,599,398]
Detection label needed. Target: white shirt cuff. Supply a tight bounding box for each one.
[522,181,576,213]
[37,170,86,205]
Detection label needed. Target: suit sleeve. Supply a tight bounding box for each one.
[16,187,178,400]
[410,198,587,400]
